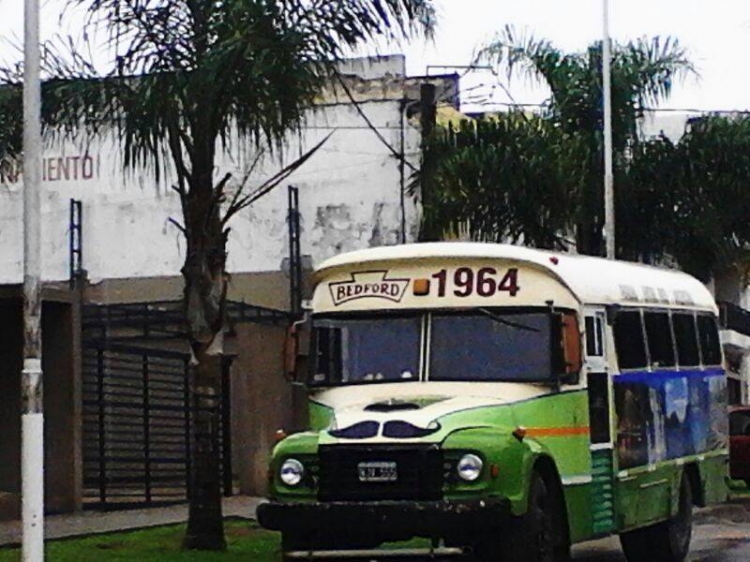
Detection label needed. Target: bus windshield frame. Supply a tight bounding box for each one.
[429,309,557,383]
[308,308,564,388]
[309,312,423,387]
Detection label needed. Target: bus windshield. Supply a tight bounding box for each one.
[311,315,421,386]
[430,311,554,382]
[311,309,558,386]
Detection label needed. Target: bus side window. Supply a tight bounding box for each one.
[644,311,676,368]
[673,312,700,367]
[697,315,722,366]
[613,310,648,370]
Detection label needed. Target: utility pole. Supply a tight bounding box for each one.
[23,0,44,558]
[602,0,615,259]
[418,83,437,242]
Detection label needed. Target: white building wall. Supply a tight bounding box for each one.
[640,112,690,142]
[0,60,424,285]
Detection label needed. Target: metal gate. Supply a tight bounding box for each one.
[82,342,232,509]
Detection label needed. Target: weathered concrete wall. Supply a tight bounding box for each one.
[0,298,22,520]
[0,297,80,521]
[337,55,405,81]
[43,300,82,514]
[0,56,433,287]
[82,269,310,312]
[229,323,293,496]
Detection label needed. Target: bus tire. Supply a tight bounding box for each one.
[620,473,693,562]
[475,471,567,561]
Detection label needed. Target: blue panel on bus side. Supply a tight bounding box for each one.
[613,369,727,470]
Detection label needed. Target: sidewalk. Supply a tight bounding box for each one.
[0,496,264,547]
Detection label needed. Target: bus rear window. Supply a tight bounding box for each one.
[697,315,722,366]
[644,311,675,368]
[672,313,700,367]
[613,310,647,370]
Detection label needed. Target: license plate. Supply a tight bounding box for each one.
[358,461,398,482]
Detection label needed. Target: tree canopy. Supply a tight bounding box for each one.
[420,113,587,249]
[621,115,750,280]
[472,27,694,255]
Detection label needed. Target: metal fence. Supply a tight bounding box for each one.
[82,342,232,509]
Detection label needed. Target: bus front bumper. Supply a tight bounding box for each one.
[257,498,511,537]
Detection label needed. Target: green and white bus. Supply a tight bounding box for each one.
[258,243,728,561]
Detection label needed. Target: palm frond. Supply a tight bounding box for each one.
[23,0,435,187]
[419,114,588,248]
[616,36,696,110]
[475,25,565,86]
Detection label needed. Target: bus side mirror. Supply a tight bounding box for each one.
[556,312,582,385]
[284,324,299,381]
[284,314,310,383]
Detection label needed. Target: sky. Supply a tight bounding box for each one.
[397,0,750,113]
[2,0,750,114]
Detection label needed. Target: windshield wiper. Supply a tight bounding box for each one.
[477,308,541,332]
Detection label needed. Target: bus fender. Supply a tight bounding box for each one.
[509,440,562,516]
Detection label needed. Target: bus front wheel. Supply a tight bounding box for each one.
[619,473,693,562]
[474,470,569,562]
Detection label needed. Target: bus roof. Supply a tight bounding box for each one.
[314,242,717,312]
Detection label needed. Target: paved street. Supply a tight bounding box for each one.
[573,499,750,561]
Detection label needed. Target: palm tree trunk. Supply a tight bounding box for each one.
[180,178,228,551]
[183,348,226,550]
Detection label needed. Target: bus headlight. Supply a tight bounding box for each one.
[280,458,305,486]
[457,454,483,482]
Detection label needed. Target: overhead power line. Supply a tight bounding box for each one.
[460,98,750,115]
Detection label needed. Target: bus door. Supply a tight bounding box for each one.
[584,307,616,536]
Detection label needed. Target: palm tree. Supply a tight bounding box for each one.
[474,26,694,256]
[625,115,750,280]
[673,115,750,278]
[1,0,435,550]
[419,112,588,248]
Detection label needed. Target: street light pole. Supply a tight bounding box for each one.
[22,0,45,558]
[602,0,615,259]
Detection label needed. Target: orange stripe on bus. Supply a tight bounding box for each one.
[525,427,590,437]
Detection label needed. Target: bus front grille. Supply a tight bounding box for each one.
[318,445,443,502]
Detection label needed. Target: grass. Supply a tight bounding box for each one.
[0,520,282,562]
[0,520,433,561]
